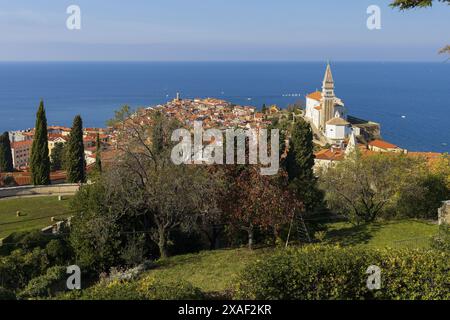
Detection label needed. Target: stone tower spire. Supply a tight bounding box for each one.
[320,62,335,130]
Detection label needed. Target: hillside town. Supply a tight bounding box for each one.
[0,64,443,186]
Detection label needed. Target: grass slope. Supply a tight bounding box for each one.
[142,248,272,293]
[0,196,72,239]
[137,220,439,294]
[323,219,439,249]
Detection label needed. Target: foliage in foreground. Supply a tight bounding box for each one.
[431,224,450,252]
[236,245,450,300]
[58,277,204,300]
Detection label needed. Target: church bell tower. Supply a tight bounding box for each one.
[320,62,335,130]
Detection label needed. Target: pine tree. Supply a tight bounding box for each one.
[30,101,51,185]
[0,132,14,172]
[95,133,102,173]
[66,115,86,183]
[285,117,323,212]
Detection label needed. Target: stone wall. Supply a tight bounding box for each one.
[438,201,450,225]
[0,183,79,199]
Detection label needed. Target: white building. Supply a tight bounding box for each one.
[305,63,349,143]
[325,116,351,142]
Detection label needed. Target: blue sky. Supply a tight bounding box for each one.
[0,0,448,61]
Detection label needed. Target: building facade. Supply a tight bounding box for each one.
[11,140,32,169]
[305,63,349,143]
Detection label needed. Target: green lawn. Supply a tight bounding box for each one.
[323,219,439,249]
[136,219,439,294]
[0,196,73,239]
[141,248,272,294]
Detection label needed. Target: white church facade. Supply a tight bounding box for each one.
[305,63,351,143]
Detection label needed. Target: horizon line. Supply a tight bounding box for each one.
[0,59,446,63]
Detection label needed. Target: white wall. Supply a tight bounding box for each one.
[326,124,347,140]
[305,97,319,119]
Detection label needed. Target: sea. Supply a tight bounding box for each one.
[0,61,448,153]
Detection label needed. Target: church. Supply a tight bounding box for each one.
[304,63,351,143]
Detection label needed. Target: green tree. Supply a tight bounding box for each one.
[285,117,323,212]
[50,142,65,171]
[30,100,51,185]
[261,104,267,114]
[0,132,13,172]
[66,115,86,183]
[318,152,445,224]
[95,133,102,173]
[69,182,122,272]
[106,105,131,128]
[390,0,449,10]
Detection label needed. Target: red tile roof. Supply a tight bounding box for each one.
[315,148,345,161]
[368,139,399,149]
[307,91,322,101]
[11,140,32,148]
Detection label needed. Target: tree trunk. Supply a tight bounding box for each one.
[158,228,169,259]
[247,224,254,250]
[209,225,219,250]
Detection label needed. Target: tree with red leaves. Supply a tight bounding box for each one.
[225,165,302,249]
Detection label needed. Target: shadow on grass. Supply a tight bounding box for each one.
[325,223,383,246]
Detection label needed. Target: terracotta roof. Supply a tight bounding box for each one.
[314,105,322,110]
[307,91,322,101]
[315,148,345,161]
[11,140,32,148]
[326,117,350,126]
[368,139,399,149]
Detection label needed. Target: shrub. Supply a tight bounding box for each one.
[138,276,205,300]
[74,280,144,300]
[57,277,204,300]
[0,287,16,300]
[45,239,71,265]
[0,247,50,291]
[430,224,450,252]
[236,246,450,300]
[19,266,67,299]
[0,230,57,256]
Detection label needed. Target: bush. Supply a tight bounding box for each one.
[0,247,50,291]
[430,225,450,252]
[72,280,144,300]
[139,276,204,300]
[0,230,57,256]
[235,246,450,300]
[45,239,71,265]
[0,287,16,300]
[19,266,67,299]
[57,277,204,300]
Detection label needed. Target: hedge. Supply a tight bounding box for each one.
[19,266,67,299]
[235,246,450,300]
[0,287,16,300]
[57,277,204,300]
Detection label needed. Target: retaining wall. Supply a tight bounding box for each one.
[0,183,79,199]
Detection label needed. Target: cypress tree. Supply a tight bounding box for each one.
[30,101,51,185]
[285,117,323,212]
[261,104,267,114]
[50,142,65,171]
[95,133,102,173]
[0,132,14,172]
[66,115,86,183]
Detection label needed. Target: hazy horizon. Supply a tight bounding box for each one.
[0,0,448,62]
